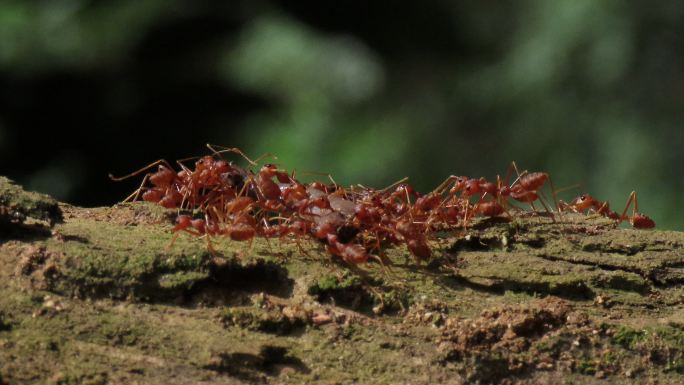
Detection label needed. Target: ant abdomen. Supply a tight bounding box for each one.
[476,201,504,217]
[631,213,655,229]
[519,172,548,191]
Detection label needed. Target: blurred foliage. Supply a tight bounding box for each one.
[0,0,682,229]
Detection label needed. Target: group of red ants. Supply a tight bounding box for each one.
[111,146,655,266]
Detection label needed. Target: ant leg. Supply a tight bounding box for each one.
[551,182,584,225]
[205,235,223,259]
[245,236,256,256]
[405,188,415,208]
[179,184,196,211]
[236,175,254,198]
[167,227,203,250]
[617,191,638,225]
[166,232,180,251]
[557,200,573,213]
[121,173,151,203]
[206,144,277,167]
[535,192,556,222]
[495,174,507,207]
[294,237,313,259]
[511,160,532,187]
[371,232,396,276]
[462,201,472,230]
[434,175,458,194]
[109,159,175,181]
[175,156,201,170]
[504,161,527,188]
[264,235,275,254]
[546,175,560,212]
[471,191,490,218]
[206,144,255,165]
[502,162,516,187]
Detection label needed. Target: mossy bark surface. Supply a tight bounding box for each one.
[1,177,684,384]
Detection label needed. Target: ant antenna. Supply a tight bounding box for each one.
[379,176,410,193]
[175,156,202,170]
[299,170,340,190]
[434,175,458,194]
[109,159,174,181]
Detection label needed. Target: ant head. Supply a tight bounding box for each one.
[395,183,415,197]
[198,156,215,165]
[572,194,594,209]
[465,179,480,194]
[449,176,468,193]
[260,164,279,177]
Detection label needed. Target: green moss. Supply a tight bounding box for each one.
[0,312,9,331]
[41,216,215,300]
[601,350,619,365]
[87,315,147,346]
[665,357,684,374]
[55,371,109,385]
[611,326,647,349]
[591,271,650,293]
[307,274,361,300]
[654,326,684,348]
[455,253,596,298]
[0,176,62,225]
[379,288,411,312]
[537,334,573,354]
[306,273,384,312]
[157,271,210,290]
[220,307,307,335]
[4,200,684,384]
[309,274,360,293]
[577,358,597,375]
[315,275,343,291]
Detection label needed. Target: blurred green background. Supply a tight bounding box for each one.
[0,1,682,229]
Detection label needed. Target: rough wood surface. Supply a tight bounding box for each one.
[1,177,683,385]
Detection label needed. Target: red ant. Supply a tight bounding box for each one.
[504,162,558,219]
[438,176,508,226]
[395,219,431,261]
[326,234,369,264]
[110,160,183,209]
[115,147,657,272]
[173,215,207,236]
[561,191,655,229]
